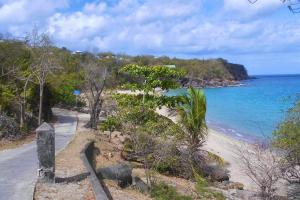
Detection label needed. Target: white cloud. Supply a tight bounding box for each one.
[83,1,106,13]
[1,0,300,60]
[48,12,107,41]
[223,0,284,19]
[0,0,68,23]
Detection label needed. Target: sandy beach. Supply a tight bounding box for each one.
[155,106,256,190]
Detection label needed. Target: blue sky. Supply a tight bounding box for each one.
[0,0,300,75]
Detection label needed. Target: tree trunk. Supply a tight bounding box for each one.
[20,102,24,129]
[109,131,112,142]
[87,98,102,129]
[38,83,44,125]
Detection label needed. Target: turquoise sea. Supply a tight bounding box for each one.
[167,75,300,141]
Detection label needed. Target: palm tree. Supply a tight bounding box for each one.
[178,87,207,155]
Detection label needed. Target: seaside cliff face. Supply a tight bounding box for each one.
[111,55,249,88]
[179,58,249,88]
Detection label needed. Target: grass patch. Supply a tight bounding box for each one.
[151,182,193,200]
[207,151,227,167]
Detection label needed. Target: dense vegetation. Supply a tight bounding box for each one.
[0,39,84,138]
[117,55,249,81]
[273,100,300,186]
[0,37,249,139]
[3,35,299,199]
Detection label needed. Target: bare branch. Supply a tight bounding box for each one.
[236,143,281,199]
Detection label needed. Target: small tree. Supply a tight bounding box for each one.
[119,64,184,188]
[237,143,281,200]
[131,129,157,188]
[26,28,58,125]
[120,64,184,108]
[273,100,300,198]
[83,56,108,129]
[100,115,121,142]
[273,101,300,174]
[177,87,207,158]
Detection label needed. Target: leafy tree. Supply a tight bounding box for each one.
[273,100,300,184]
[177,87,207,157]
[49,72,84,107]
[120,64,184,108]
[0,40,33,128]
[100,115,121,142]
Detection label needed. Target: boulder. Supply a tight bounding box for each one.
[132,176,149,193]
[203,164,229,182]
[96,163,132,188]
[215,181,244,190]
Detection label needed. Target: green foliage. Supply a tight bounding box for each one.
[114,93,182,110]
[273,100,300,165]
[0,40,33,114]
[28,84,55,121]
[153,156,179,174]
[178,87,208,149]
[115,92,185,175]
[114,93,157,109]
[100,116,121,132]
[0,85,15,112]
[117,56,248,82]
[121,64,184,92]
[151,182,193,200]
[0,40,89,130]
[114,92,185,141]
[120,64,184,108]
[49,72,85,107]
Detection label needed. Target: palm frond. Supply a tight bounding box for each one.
[178,87,208,147]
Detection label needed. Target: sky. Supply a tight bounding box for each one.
[0,0,300,75]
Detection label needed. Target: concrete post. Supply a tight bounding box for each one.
[36,122,55,183]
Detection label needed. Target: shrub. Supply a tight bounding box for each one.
[152,141,181,175]
[0,112,22,139]
[273,100,300,167]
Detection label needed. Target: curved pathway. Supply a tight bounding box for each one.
[0,108,77,200]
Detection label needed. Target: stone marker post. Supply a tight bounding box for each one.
[36,122,55,183]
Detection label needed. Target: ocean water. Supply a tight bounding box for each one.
[167,75,300,141]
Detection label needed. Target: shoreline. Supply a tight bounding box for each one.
[206,121,265,144]
[181,82,246,89]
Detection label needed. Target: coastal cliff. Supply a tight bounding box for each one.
[178,58,249,88]
[109,55,249,88]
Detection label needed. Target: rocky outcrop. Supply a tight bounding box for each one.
[202,164,230,182]
[180,59,249,88]
[181,77,243,88]
[224,62,249,81]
